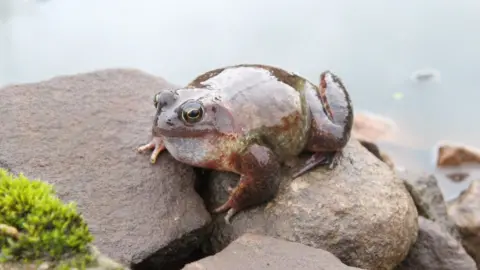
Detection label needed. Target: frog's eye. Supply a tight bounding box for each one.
[180,102,204,124]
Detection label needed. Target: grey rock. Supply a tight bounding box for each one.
[399,171,461,240]
[203,139,418,270]
[0,69,211,268]
[184,233,364,270]
[448,179,480,268]
[396,217,476,270]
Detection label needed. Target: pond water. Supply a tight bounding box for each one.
[1,0,479,200]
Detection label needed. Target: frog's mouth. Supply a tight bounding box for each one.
[153,125,211,138]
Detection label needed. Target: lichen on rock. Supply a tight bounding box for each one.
[0,168,94,269]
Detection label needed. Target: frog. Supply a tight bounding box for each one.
[137,64,353,224]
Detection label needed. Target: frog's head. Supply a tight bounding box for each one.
[151,88,236,138]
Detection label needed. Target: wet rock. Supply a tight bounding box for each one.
[399,171,461,240]
[203,139,418,270]
[0,69,211,268]
[436,142,480,167]
[184,233,364,270]
[448,179,480,267]
[396,217,476,270]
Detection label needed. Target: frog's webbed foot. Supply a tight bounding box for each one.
[292,151,341,178]
[213,144,281,224]
[136,136,166,164]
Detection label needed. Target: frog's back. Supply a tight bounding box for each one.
[188,64,313,158]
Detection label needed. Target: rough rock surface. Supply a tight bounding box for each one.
[448,179,480,268]
[203,139,419,270]
[396,217,476,270]
[399,171,461,240]
[183,233,364,270]
[0,69,211,268]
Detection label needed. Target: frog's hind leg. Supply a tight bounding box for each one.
[213,144,281,224]
[293,71,353,178]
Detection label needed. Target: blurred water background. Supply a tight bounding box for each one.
[1,0,479,200]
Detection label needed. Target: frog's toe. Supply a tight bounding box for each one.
[214,185,238,212]
[140,139,166,164]
[224,208,238,225]
[328,151,342,169]
[151,146,165,163]
[136,142,154,153]
[213,200,231,214]
[213,201,238,224]
[292,152,330,178]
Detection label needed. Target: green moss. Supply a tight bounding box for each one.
[0,168,94,269]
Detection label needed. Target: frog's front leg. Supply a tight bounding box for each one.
[293,71,353,178]
[137,136,166,164]
[213,144,281,224]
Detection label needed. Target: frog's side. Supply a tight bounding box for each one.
[137,64,353,223]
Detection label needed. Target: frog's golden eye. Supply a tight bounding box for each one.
[180,102,204,124]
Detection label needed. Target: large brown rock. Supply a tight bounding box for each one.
[203,139,419,270]
[396,217,476,270]
[448,179,480,268]
[0,69,211,268]
[183,233,364,270]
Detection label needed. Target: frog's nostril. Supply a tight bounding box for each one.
[166,119,174,126]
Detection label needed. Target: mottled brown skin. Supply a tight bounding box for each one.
[137,64,353,223]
